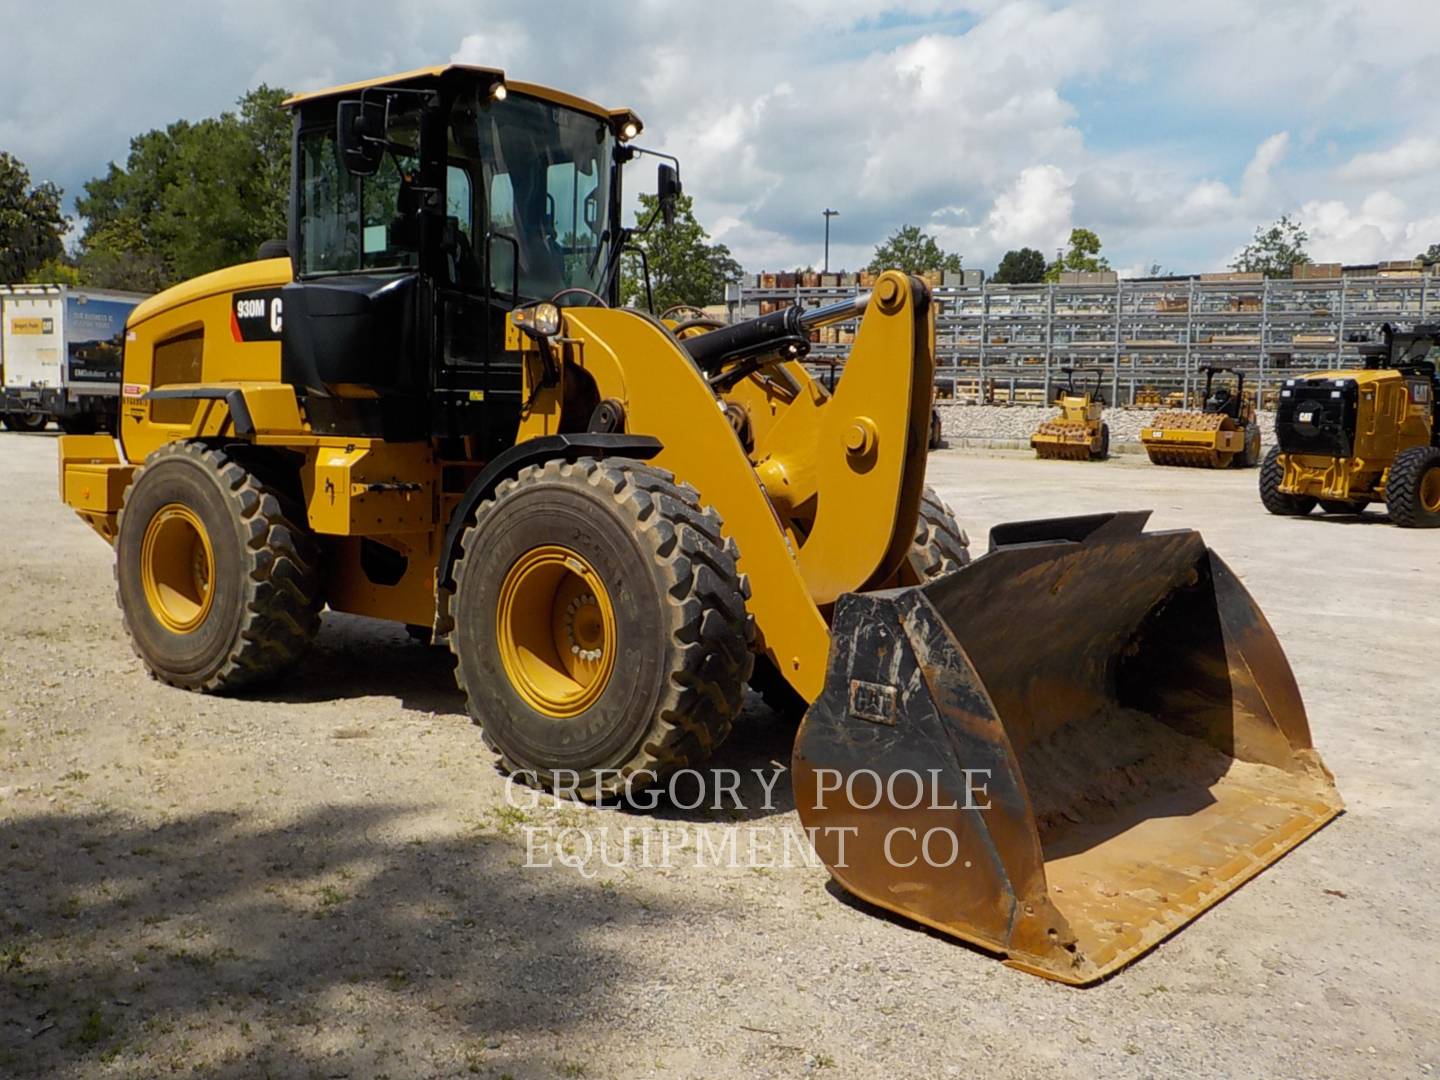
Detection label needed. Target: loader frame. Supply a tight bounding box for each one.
[55,63,1344,987]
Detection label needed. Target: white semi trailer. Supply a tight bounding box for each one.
[0,284,147,433]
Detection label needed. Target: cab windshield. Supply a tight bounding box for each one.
[447,90,616,301]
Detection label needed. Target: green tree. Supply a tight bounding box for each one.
[867,225,962,274]
[23,255,82,286]
[75,85,291,289]
[1043,228,1110,282]
[620,193,740,313]
[992,247,1047,284]
[1231,214,1311,278]
[0,152,68,281]
[1415,243,1440,267]
[76,216,169,292]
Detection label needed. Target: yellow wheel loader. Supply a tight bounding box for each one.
[1262,322,1440,526]
[1030,368,1110,460]
[1141,366,1262,469]
[57,65,1340,984]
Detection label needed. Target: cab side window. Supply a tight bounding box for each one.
[298,129,360,274]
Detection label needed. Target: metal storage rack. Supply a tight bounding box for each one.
[726,272,1436,406]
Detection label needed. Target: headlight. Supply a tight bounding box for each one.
[513,302,561,338]
[533,302,561,336]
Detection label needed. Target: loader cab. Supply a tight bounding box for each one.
[279,66,643,448]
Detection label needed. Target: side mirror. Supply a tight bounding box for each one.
[657,163,682,227]
[336,99,385,177]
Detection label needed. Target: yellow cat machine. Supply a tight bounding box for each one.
[1262,322,1440,526]
[1140,366,1262,469]
[1030,367,1110,460]
[56,65,1340,984]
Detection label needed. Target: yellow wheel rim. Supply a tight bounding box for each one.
[140,503,215,634]
[496,545,617,718]
[1421,467,1440,513]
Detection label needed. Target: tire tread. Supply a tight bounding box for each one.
[450,457,754,796]
[1386,445,1440,528]
[115,441,321,692]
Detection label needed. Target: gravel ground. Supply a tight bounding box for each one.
[937,403,1278,450]
[2,430,1437,1079]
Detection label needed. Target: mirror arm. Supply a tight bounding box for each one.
[631,204,664,239]
[595,226,633,300]
[633,246,655,314]
[625,145,682,178]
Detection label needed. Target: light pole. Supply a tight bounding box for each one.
[823,208,839,273]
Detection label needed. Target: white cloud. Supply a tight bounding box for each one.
[1241,132,1290,198]
[450,25,530,71]
[3,0,1439,275]
[978,165,1074,255]
[1302,191,1439,264]
[1337,136,1440,183]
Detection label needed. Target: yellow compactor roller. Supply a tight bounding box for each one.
[56,65,1340,984]
[1031,368,1110,460]
[1141,366,1262,469]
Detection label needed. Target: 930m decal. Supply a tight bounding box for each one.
[231,289,284,343]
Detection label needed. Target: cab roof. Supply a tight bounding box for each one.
[281,64,642,133]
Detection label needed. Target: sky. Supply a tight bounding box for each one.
[2,0,1437,277]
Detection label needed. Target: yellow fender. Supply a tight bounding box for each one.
[559,307,833,699]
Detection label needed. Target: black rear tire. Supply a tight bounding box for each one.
[450,457,753,798]
[1260,446,1317,516]
[115,441,321,691]
[1385,446,1440,528]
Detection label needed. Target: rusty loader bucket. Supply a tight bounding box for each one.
[793,512,1341,985]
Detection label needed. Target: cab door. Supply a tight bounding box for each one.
[432,158,525,449]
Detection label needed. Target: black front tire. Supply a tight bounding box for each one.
[908,486,972,579]
[1385,446,1440,528]
[753,486,972,719]
[115,441,321,691]
[1260,446,1317,516]
[450,457,753,797]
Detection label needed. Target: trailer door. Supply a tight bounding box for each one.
[2,293,65,391]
